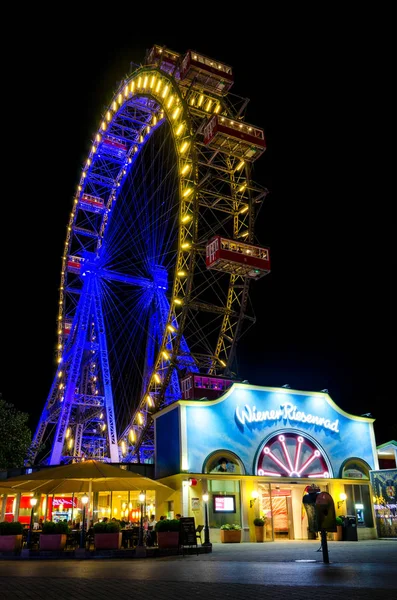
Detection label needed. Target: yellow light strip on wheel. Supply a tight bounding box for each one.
[162,351,170,360]
[153,373,161,384]
[106,111,112,121]
[181,163,190,175]
[167,324,176,333]
[175,123,185,136]
[180,141,189,154]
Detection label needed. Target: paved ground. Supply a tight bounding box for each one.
[1,540,396,599]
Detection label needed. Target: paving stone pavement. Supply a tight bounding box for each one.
[1,540,396,599]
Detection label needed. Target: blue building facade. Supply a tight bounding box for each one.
[154,384,379,542]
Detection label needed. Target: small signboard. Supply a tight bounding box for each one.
[179,516,197,546]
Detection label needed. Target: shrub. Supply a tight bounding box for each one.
[253,517,266,526]
[336,516,344,526]
[220,523,241,530]
[0,521,24,535]
[93,521,121,534]
[41,520,70,534]
[155,518,180,532]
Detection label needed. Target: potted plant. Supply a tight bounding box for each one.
[93,520,122,550]
[0,521,24,552]
[155,518,180,549]
[39,520,69,551]
[253,517,266,542]
[220,523,242,543]
[334,516,344,541]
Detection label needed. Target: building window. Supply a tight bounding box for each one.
[341,458,370,480]
[204,451,244,475]
[344,484,374,527]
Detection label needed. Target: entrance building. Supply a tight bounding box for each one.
[154,383,379,541]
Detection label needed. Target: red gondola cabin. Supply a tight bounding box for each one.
[181,373,235,400]
[204,115,266,162]
[180,50,234,95]
[206,236,270,279]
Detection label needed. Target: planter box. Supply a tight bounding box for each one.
[157,531,180,548]
[39,534,67,551]
[0,535,23,552]
[220,530,241,543]
[94,532,122,550]
[254,526,265,542]
[333,525,343,541]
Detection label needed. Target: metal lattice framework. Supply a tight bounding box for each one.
[29,46,269,465]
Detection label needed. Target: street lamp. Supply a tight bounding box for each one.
[80,493,89,549]
[202,493,212,548]
[138,491,146,546]
[27,496,38,549]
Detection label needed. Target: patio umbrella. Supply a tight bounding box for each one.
[0,460,174,495]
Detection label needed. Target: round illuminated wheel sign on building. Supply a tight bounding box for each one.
[256,433,332,478]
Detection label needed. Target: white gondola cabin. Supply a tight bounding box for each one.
[204,115,266,162]
[181,373,235,400]
[180,50,234,95]
[206,236,270,279]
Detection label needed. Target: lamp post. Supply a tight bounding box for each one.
[202,493,212,549]
[138,491,146,546]
[80,493,89,549]
[27,497,38,549]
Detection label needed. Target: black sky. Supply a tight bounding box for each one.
[1,7,395,446]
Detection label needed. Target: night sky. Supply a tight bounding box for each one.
[1,8,395,446]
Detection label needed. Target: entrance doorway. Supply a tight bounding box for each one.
[258,482,327,540]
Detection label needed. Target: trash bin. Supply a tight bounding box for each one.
[342,515,358,541]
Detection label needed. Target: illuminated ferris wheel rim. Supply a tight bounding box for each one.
[57,58,257,457]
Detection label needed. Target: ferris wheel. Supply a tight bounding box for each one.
[29,45,270,466]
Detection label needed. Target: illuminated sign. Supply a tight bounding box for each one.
[236,402,339,433]
[213,495,236,513]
